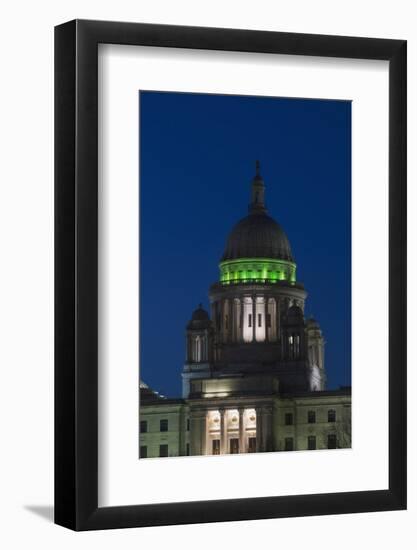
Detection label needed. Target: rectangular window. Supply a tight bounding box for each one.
[159,444,168,457]
[308,435,316,450]
[285,437,294,451]
[186,443,190,456]
[186,418,190,431]
[212,439,220,455]
[230,438,239,454]
[328,434,337,449]
[266,313,272,327]
[248,314,252,327]
[140,420,147,433]
[248,437,256,453]
[258,313,262,327]
[225,314,229,330]
[160,419,168,432]
[139,445,147,458]
[328,409,336,423]
[285,413,293,426]
[308,410,316,424]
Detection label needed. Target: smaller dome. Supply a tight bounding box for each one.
[192,304,209,321]
[187,304,211,330]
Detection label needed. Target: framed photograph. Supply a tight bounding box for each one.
[55,20,406,530]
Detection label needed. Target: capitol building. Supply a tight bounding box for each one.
[139,163,351,458]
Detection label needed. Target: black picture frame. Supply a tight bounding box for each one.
[55,19,407,531]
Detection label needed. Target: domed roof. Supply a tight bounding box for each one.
[187,304,211,330]
[220,161,294,263]
[221,213,294,262]
[306,317,322,333]
[191,304,209,321]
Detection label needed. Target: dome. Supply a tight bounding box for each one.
[191,304,209,321]
[221,213,294,262]
[187,304,211,330]
[306,317,322,334]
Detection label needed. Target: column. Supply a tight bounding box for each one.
[294,406,298,451]
[186,335,191,362]
[190,410,205,456]
[239,408,245,453]
[203,333,207,362]
[220,409,227,454]
[211,302,216,327]
[262,406,273,452]
[276,297,280,343]
[234,299,238,342]
[201,412,207,456]
[221,300,225,343]
[240,297,244,342]
[230,299,235,342]
[252,295,256,342]
[226,299,231,343]
[219,299,224,343]
[265,298,269,343]
[256,407,263,452]
[204,411,210,455]
[213,301,218,332]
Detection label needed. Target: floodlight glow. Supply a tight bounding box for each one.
[219,258,296,285]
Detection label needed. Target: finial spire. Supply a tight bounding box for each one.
[249,160,267,214]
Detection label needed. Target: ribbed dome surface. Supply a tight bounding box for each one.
[221,213,294,262]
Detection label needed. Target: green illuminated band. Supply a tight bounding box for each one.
[219,258,296,285]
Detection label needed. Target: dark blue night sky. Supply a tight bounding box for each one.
[140,91,351,397]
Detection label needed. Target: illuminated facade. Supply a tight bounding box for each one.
[139,162,351,458]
